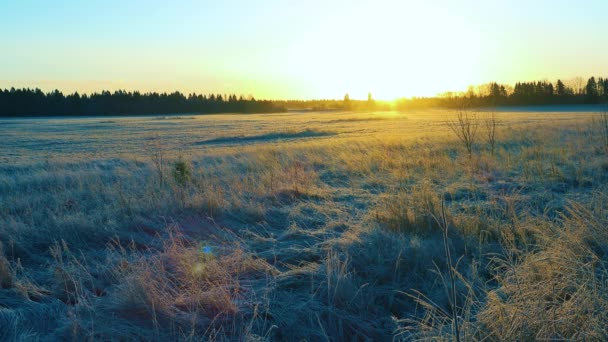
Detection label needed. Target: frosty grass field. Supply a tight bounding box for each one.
[1,109,607,340]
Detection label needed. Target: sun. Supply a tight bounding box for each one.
[278,2,481,100]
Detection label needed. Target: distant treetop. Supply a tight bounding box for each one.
[0,89,286,116]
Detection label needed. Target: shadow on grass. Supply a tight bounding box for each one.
[195,129,336,146]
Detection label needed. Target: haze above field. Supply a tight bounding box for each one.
[1,0,607,100]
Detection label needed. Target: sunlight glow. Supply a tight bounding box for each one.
[1,0,607,99]
[279,2,481,100]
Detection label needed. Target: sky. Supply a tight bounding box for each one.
[0,0,606,100]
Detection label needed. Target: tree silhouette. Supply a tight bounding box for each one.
[0,88,285,116]
[2,75,608,117]
[556,79,567,96]
[586,77,599,103]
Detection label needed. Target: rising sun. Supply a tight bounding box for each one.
[276,2,481,100]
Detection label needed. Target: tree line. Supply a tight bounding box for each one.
[0,88,286,116]
[397,76,608,109]
[275,93,390,112]
[2,76,607,116]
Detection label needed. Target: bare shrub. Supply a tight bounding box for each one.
[0,254,13,289]
[447,110,479,158]
[484,111,499,156]
[146,133,166,188]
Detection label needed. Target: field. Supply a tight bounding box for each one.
[1,109,608,340]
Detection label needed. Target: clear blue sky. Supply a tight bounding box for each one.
[1,0,606,99]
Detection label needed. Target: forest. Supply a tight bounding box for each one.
[0,89,286,116]
[1,76,607,116]
[396,76,608,109]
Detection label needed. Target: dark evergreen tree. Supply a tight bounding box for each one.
[585,77,599,103]
[556,80,566,96]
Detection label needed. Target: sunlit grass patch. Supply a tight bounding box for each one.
[0,110,606,339]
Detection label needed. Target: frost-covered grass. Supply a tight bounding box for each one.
[1,110,607,340]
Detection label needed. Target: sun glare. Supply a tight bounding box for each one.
[276,2,481,100]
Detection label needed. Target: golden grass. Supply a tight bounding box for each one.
[0,109,607,340]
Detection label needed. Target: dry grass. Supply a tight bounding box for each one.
[0,109,607,340]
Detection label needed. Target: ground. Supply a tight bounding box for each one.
[0,109,607,340]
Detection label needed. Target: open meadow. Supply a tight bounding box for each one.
[1,109,608,340]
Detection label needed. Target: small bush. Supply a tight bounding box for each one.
[172,159,191,186]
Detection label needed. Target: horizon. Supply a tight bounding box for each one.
[1,1,607,100]
[1,75,604,102]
